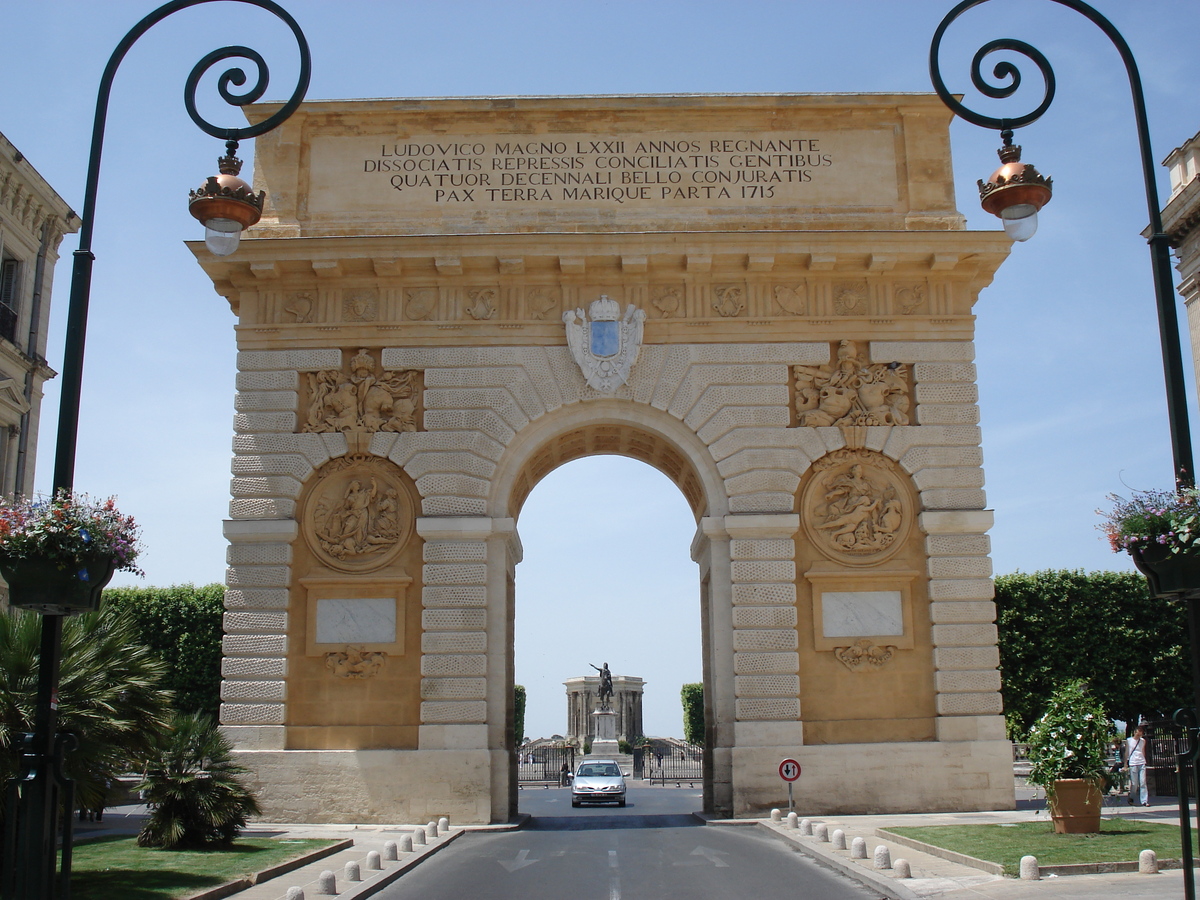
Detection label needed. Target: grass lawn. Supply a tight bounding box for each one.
[886,821,1199,876]
[69,836,336,900]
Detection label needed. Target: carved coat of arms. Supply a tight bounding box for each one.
[563,296,646,393]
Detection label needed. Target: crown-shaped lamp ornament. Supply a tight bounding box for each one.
[188,140,266,256]
[977,130,1053,242]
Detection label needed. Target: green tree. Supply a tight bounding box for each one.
[103,584,224,718]
[136,712,261,848]
[513,684,526,745]
[680,682,704,745]
[995,570,1189,735]
[0,607,172,813]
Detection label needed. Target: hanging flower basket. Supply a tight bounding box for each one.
[1130,544,1200,600]
[0,490,141,615]
[1100,488,1200,599]
[0,554,117,614]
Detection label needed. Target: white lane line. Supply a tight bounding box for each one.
[608,849,621,899]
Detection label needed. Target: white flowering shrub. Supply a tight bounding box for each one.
[1026,679,1111,790]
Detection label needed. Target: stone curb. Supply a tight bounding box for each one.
[323,830,463,900]
[877,827,1200,877]
[182,840,355,900]
[705,819,920,900]
[876,829,1005,875]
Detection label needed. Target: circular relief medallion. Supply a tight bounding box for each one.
[801,449,912,566]
[303,455,413,573]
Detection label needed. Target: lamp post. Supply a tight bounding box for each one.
[0,3,309,899]
[930,1,1199,895]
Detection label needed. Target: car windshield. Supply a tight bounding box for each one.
[578,765,620,777]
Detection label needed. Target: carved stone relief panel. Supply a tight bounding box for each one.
[773,284,808,316]
[464,287,497,320]
[894,283,926,315]
[301,349,422,435]
[793,340,911,427]
[284,292,315,323]
[302,454,415,573]
[712,284,745,318]
[834,639,897,670]
[405,287,438,320]
[325,646,388,679]
[800,449,912,566]
[832,281,868,316]
[525,287,561,320]
[650,286,684,319]
[343,288,378,322]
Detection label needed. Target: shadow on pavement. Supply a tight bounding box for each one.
[526,813,699,831]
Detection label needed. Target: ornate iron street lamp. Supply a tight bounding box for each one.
[930,1,1199,894]
[1,3,309,899]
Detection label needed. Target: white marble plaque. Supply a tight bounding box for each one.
[315,597,396,645]
[821,591,903,638]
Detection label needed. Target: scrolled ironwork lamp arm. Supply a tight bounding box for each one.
[928,0,1193,487]
[55,0,311,494]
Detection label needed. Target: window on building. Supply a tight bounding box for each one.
[0,257,20,345]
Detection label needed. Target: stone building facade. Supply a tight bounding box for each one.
[563,674,644,744]
[196,94,1015,824]
[1162,128,1200,396]
[0,130,75,499]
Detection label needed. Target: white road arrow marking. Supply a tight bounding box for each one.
[499,849,539,872]
[690,846,730,867]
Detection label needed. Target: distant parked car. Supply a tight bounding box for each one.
[571,760,626,808]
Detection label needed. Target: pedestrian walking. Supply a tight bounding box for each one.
[1124,723,1149,807]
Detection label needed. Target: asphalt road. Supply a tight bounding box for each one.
[376,786,884,899]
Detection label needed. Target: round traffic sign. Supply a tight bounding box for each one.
[779,758,801,781]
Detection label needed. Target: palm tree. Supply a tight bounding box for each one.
[0,606,172,814]
[136,712,261,848]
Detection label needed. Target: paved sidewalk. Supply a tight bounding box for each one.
[722,791,1198,900]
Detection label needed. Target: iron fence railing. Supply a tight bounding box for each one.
[516,746,576,784]
[644,744,703,784]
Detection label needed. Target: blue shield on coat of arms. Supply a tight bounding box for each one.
[590,320,620,358]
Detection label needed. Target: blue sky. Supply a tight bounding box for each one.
[1,0,1197,738]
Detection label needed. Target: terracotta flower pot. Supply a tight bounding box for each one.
[1130,545,1200,599]
[1048,778,1102,834]
[0,555,117,615]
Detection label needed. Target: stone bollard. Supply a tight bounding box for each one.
[850,836,867,859]
[412,827,426,846]
[1019,855,1040,881]
[399,835,414,853]
[438,816,450,834]
[345,861,361,883]
[366,851,382,871]
[1139,849,1158,874]
[786,812,798,829]
[800,818,813,836]
[426,822,438,839]
[770,808,782,823]
[815,823,829,842]
[317,870,337,895]
[831,829,846,851]
[285,888,305,900]
[894,859,911,879]
[873,846,891,869]
[383,841,399,861]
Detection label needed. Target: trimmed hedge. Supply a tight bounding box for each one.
[995,570,1189,735]
[102,584,224,719]
[680,682,704,746]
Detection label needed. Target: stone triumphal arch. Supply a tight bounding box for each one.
[196,94,1014,823]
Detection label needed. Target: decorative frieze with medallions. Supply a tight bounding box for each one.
[793,340,911,427]
[301,348,422,435]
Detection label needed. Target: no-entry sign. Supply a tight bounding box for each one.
[779,758,801,781]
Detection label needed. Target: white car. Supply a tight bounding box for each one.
[571,760,626,807]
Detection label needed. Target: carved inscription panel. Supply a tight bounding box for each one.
[308,131,899,215]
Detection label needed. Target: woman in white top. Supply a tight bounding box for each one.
[1124,724,1149,807]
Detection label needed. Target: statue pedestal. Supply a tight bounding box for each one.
[590,708,619,757]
